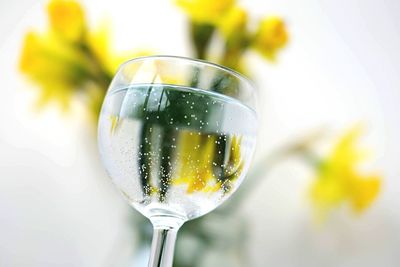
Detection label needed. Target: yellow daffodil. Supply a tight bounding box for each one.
[310,126,381,220]
[48,0,85,43]
[20,0,146,116]
[19,0,105,110]
[19,31,92,109]
[218,6,247,38]
[176,0,235,24]
[252,17,288,61]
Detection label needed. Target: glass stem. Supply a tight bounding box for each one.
[148,218,183,267]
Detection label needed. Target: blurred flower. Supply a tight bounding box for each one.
[176,0,235,24]
[19,31,93,109]
[176,0,290,68]
[310,126,381,219]
[19,0,105,111]
[19,0,148,117]
[48,0,85,43]
[218,6,247,38]
[252,16,288,61]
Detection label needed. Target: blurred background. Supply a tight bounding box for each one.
[0,0,399,266]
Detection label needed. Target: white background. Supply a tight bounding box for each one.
[0,0,399,266]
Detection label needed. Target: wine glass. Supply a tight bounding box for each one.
[98,55,258,266]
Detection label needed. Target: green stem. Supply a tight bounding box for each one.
[213,134,228,188]
[220,30,251,70]
[79,42,113,88]
[190,22,215,60]
[138,122,153,196]
[138,86,155,197]
[159,127,176,202]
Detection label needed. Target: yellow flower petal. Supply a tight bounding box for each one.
[310,173,347,210]
[19,31,91,109]
[176,0,235,24]
[330,125,369,169]
[19,32,41,74]
[253,17,288,61]
[349,175,381,213]
[218,6,247,38]
[47,0,85,42]
[310,126,382,219]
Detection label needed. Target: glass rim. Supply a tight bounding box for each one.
[118,55,256,91]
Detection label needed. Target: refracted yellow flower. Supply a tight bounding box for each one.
[220,136,244,192]
[252,17,288,61]
[176,0,235,24]
[218,6,247,38]
[173,132,220,193]
[48,0,85,42]
[225,136,243,178]
[173,132,244,194]
[310,126,381,219]
[109,115,120,135]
